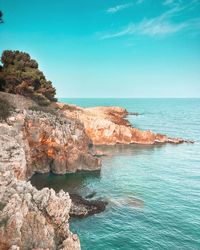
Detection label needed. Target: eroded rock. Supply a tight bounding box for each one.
[0,106,102,250]
[58,103,192,145]
[3,110,101,178]
[0,170,80,250]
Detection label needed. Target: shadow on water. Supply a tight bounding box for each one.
[93,142,169,158]
[31,170,101,194]
[30,142,185,212]
[31,143,171,198]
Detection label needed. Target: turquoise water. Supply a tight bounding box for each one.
[32,99,200,250]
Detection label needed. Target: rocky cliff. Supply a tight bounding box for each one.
[0,91,192,250]
[2,111,100,178]
[56,103,190,145]
[0,92,101,250]
[0,120,81,250]
[24,110,100,177]
[0,92,101,178]
[0,172,80,250]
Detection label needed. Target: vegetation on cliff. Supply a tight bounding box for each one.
[0,50,57,105]
[0,97,13,121]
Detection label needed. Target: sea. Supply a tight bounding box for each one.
[31,98,200,250]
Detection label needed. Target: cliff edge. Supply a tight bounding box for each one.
[0,119,80,250]
[56,103,191,145]
[0,92,101,250]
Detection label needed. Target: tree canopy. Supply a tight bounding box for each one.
[0,50,57,105]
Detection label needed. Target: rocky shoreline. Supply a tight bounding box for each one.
[0,92,101,249]
[0,91,193,250]
[54,102,193,145]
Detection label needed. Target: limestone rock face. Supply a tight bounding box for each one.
[59,104,189,145]
[0,92,101,177]
[24,110,101,177]
[0,171,80,250]
[0,115,82,249]
[0,123,27,180]
[3,110,101,178]
[0,107,101,250]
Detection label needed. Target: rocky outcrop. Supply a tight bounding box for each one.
[0,91,192,249]
[0,123,27,180]
[24,111,100,176]
[4,110,101,178]
[0,171,80,250]
[0,92,101,177]
[0,99,101,250]
[70,194,107,218]
[57,103,191,145]
[0,121,81,250]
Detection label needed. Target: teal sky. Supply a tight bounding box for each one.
[0,0,200,98]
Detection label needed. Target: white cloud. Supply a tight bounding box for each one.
[139,19,187,36]
[100,24,136,39]
[107,3,133,14]
[163,0,174,6]
[163,0,200,7]
[100,6,200,39]
[101,0,200,39]
[106,0,145,14]
[100,21,187,39]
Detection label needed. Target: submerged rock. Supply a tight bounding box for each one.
[129,112,140,116]
[70,194,108,218]
[85,191,97,199]
[108,196,144,209]
[123,197,144,208]
[92,149,108,157]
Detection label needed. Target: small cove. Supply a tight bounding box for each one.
[31,98,200,250]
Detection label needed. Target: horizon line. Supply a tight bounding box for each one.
[58,97,200,99]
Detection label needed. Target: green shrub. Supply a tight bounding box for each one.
[61,104,80,112]
[28,105,57,115]
[32,92,51,106]
[0,50,57,106]
[0,202,6,211]
[0,98,13,121]
[0,217,9,227]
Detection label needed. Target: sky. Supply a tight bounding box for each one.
[0,0,200,98]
